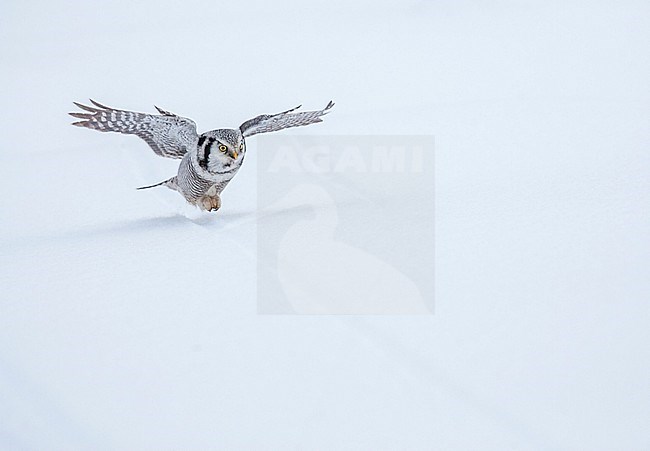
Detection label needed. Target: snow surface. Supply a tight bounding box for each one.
[1,0,649,449]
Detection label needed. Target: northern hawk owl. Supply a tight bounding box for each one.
[70,99,334,211]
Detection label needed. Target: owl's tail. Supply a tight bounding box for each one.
[136,176,178,192]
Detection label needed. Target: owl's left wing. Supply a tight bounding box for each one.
[70,99,198,159]
[239,101,334,138]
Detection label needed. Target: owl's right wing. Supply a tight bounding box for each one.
[70,99,198,159]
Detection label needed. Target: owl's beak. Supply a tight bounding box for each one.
[231,150,239,160]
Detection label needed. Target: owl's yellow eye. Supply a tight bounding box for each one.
[239,143,244,151]
[218,144,227,152]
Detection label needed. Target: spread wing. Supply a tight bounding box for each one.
[239,101,334,138]
[70,99,198,159]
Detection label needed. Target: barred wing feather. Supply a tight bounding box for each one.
[239,101,334,138]
[70,99,198,159]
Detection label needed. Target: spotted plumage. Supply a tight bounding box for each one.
[70,99,334,211]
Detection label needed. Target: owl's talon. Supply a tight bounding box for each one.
[199,195,221,212]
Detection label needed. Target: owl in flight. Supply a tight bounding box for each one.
[70,99,334,211]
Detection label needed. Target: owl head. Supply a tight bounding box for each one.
[197,129,245,172]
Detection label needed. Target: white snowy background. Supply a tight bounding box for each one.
[1,0,649,449]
